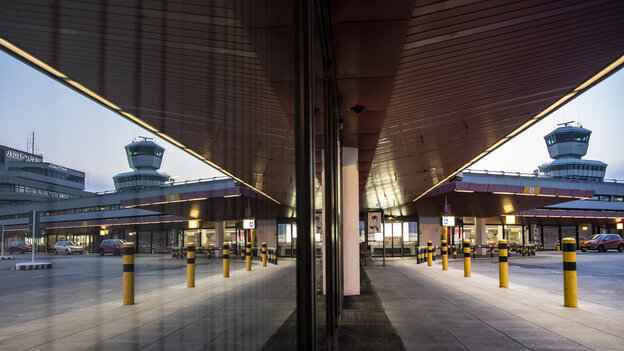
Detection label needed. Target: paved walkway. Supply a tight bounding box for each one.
[365,259,624,351]
[0,260,295,351]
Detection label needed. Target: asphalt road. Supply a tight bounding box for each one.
[0,253,276,328]
[444,250,624,310]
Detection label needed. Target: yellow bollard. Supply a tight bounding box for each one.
[223,242,230,278]
[262,242,267,267]
[441,240,448,271]
[122,242,135,305]
[463,239,471,277]
[246,242,252,271]
[562,238,577,307]
[557,240,560,252]
[427,241,433,266]
[187,243,195,288]
[498,240,508,288]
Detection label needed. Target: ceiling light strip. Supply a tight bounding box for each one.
[413,55,624,203]
[0,37,281,205]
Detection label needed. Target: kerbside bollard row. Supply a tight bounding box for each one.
[187,243,195,288]
[441,240,448,271]
[498,240,508,288]
[246,242,252,271]
[563,238,578,307]
[223,242,230,278]
[123,242,134,305]
[463,239,471,277]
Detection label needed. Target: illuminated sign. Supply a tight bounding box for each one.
[188,220,200,229]
[618,223,623,230]
[442,216,455,227]
[523,186,541,195]
[243,219,255,229]
[5,149,42,163]
[505,215,516,225]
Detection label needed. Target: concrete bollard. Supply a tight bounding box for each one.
[427,241,433,266]
[123,242,135,305]
[246,242,252,271]
[562,238,577,307]
[262,242,267,267]
[463,239,471,277]
[187,243,196,288]
[441,240,448,271]
[223,242,230,278]
[498,240,508,288]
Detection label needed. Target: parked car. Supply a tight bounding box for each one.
[54,241,84,255]
[99,239,127,256]
[9,241,32,254]
[580,234,624,252]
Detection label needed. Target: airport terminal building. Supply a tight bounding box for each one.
[2,124,624,257]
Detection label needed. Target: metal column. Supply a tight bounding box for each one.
[295,0,316,348]
[317,0,340,343]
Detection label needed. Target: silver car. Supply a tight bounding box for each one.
[54,241,84,255]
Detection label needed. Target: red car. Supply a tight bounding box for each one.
[9,241,32,254]
[580,234,624,252]
[99,239,127,256]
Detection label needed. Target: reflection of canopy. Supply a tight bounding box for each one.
[1,1,623,215]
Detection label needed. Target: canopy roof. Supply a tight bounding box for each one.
[1,0,623,216]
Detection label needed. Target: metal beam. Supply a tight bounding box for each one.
[295,0,316,349]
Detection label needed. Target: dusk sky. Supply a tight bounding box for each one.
[1,50,623,192]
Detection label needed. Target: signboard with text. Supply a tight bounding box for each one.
[243,219,255,229]
[442,216,455,227]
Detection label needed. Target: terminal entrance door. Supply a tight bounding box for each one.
[384,221,403,257]
[278,222,297,257]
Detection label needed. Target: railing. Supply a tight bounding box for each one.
[463,169,624,184]
[94,175,232,195]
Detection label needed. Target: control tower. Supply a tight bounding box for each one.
[113,138,171,191]
[538,122,606,181]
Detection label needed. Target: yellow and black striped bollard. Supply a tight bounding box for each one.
[432,246,436,261]
[246,242,252,271]
[187,243,195,288]
[223,242,230,278]
[557,240,560,252]
[441,240,448,271]
[123,242,135,305]
[498,240,508,288]
[452,245,457,259]
[463,239,471,277]
[262,242,267,267]
[427,241,433,266]
[562,238,577,307]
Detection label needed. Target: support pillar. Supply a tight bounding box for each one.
[215,221,225,258]
[475,218,487,255]
[295,0,316,346]
[342,147,359,296]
